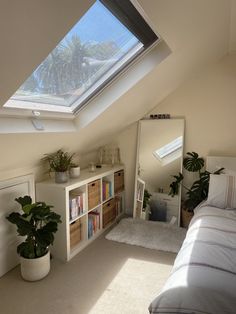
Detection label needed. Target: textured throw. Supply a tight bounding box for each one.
[105,218,186,253]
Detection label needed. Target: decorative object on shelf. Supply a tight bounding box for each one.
[97,144,121,165]
[69,164,80,178]
[169,151,224,226]
[149,114,170,119]
[89,162,96,172]
[42,149,75,183]
[6,195,61,281]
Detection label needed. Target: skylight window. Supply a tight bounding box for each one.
[153,136,183,166]
[4,0,158,115]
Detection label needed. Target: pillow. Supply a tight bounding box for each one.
[207,174,236,209]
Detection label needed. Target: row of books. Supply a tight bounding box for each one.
[69,192,86,221]
[88,211,100,239]
[102,180,112,201]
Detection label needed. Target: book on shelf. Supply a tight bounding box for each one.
[88,211,100,238]
[102,181,112,201]
[69,192,86,220]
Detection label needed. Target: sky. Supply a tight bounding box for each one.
[65,0,138,49]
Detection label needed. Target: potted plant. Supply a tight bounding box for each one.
[6,195,61,281]
[69,162,81,178]
[141,189,152,220]
[169,152,223,227]
[42,149,75,183]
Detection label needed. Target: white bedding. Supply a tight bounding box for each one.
[149,205,236,314]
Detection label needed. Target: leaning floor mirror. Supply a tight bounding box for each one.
[133,119,184,226]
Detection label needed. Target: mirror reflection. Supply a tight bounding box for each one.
[134,119,184,226]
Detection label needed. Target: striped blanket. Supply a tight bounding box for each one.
[149,205,236,314]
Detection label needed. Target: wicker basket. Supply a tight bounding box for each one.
[88,179,101,210]
[114,170,124,194]
[70,219,82,249]
[181,208,194,228]
[103,198,116,228]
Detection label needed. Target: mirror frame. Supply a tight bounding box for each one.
[133,118,185,226]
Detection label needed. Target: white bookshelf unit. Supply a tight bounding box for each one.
[36,165,125,262]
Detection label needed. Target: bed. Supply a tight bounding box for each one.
[149,156,236,314]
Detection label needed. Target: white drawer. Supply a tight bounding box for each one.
[154,193,179,206]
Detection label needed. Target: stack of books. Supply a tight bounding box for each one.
[88,211,100,238]
[69,192,86,221]
[102,180,112,201]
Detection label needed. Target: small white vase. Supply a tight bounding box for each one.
[55,171,68,183]
[20,251,50,281]
[69,166,80,178]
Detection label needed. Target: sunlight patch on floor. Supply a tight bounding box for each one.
[89,257,173,314]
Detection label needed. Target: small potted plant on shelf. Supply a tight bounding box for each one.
[69,162,81,179]
[42,149,75,183]
[169,152,223,227]
[6,195,61,281]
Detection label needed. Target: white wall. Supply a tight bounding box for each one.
[118,54,236,214]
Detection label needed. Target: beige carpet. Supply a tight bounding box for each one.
[0,234,175,314]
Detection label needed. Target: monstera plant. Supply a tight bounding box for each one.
[169,152,223,212]
[6,195,61,281]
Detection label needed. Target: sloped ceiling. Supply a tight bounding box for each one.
[74,0,231,150]
[0,0,232,149]
[0,0,94,106]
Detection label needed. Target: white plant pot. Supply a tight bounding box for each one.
[20,251,50,281]
[55,171,68,183]
[69,166,80,178]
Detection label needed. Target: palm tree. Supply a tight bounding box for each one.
[36,43,68,95]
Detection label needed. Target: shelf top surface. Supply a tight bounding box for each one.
[37,164,124,190]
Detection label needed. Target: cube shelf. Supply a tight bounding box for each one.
[36,165,125,262]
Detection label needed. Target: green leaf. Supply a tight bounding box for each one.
[15,195,32,208]
[17,241,35,258]
[6,212,33,236]
[214,167,224,174]
[183,152,204,172]
[22,204,35,215]
[35,245,47,258]
[169,172,184,196]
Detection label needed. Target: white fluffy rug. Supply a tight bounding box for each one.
[106,218,187,253]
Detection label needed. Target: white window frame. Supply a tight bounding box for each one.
[1,0,160,120]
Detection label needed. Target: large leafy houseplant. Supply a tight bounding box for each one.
[169,152,223,212]
[6,195,61,259]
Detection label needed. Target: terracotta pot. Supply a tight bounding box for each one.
[20,251,50,281]
[181,208,194,228]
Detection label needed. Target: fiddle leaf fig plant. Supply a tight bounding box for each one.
[169,152,224,212]
[6,195,61,259]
